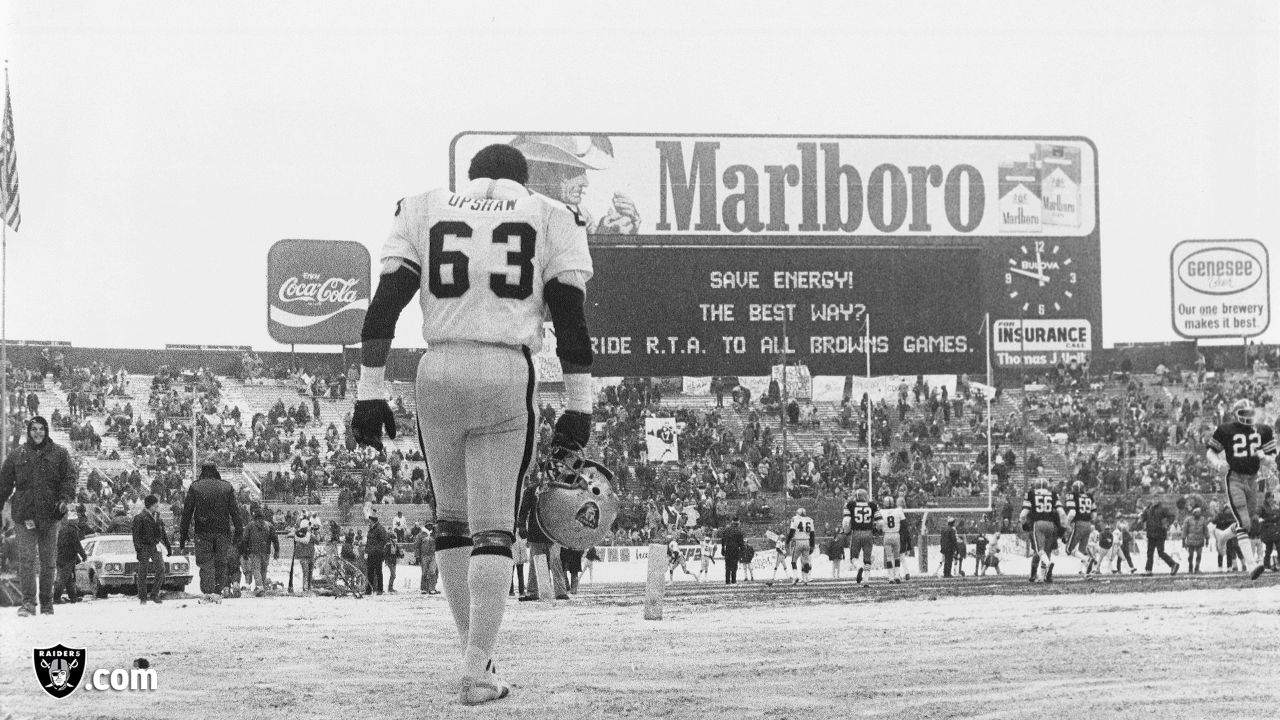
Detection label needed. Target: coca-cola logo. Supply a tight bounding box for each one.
[277,274,361,306]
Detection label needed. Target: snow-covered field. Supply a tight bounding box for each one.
[4,556,1279,720]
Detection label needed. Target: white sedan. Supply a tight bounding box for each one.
[75,534,195,598]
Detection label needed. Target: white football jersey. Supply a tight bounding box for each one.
[789,514,815,536]
[881,507,906,535]
[380,178,592,352]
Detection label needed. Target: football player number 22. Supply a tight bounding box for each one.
[428,221,535,301]
[1231,433,1262,457]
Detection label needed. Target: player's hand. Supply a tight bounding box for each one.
[353,399,397,452]
[551,410,592,460]
[1021,521,1031,532]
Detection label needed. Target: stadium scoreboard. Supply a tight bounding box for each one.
[451,133,1101,376]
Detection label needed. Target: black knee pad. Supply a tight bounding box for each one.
[471,530,515,559]
[436,520,472,552]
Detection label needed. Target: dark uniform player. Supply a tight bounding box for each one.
[1019,478,1067,583]
[1206,399,1278,581]
[842,489,882,585]
[1063,480,1097,576]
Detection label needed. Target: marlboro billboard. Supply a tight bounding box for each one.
[267,239,371,345]
[450,133,1101,375]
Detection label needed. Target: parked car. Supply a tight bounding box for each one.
[76,534,194,598]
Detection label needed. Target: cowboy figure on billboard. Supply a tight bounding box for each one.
[510,135,642,236]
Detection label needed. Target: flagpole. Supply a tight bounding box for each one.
[1,222,7,470]
[865,314,872,498]
[986,312,993,512]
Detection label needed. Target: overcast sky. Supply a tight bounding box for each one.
[0,1,1276,353]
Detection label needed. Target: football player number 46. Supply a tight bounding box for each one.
[428,221,536,301]
[1231,432,1262,457]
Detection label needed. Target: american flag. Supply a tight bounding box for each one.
[0,69,20,232]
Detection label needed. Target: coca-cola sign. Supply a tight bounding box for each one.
[267,239,371,345]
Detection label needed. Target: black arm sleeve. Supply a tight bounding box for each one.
[544,279,593,368]
[361,266,421,343]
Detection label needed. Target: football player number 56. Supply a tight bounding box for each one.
[428,221,535,301]
[1034,493,1055,513]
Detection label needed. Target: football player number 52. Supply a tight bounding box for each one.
[1231,432,1262,457]
[428,221,536,301]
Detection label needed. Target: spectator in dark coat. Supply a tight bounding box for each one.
[178,463,244,599]
[1259,493,1280,571]
[719,518,746,584]
[241,509,279,596]
[1140,500,1179,575]
[132,495,171,604]
[364,515,388,595]
[54,511,87,603]
[560,546,584,593]
[0,417,78,617]
[939,518,959,578]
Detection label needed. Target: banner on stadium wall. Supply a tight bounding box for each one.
[771,364,812,400]
[592,377,623,396]
[267,240,371,345]
[532,322,563,383]
[682,376,713,395]
[846,374,959,403]
[644,418,679,462]
[736,376,771,400]
[810,376,847,402]
[450,133,1102,376]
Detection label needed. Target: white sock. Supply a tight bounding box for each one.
[462,554,513,678]
[1237,533,1257,567]
[437,546,472,648]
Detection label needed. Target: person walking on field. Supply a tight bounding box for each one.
[1182,507,1209,574]
[1140,500,1179,576]
[132,494,171,604]
[0,417,78,617]
[179,463,244,601]
[719,517,745,585]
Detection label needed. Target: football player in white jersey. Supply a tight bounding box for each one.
[879,497,907,584]
[352,145,596,706]
[769,529,793,583]
[695,533,716,582]
[787,508,816,584]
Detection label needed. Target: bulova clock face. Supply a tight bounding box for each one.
[1002,240,1081,316]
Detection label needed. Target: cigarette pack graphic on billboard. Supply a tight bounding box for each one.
[998,161,1041,233]
[1036,143,1082,228]
[267,239,371,345]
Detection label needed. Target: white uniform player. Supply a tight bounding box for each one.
[353,145,597,706]
[880,498,907,583]
[696,535,716,581]
[787,509,816,584]
[770,532,792,582]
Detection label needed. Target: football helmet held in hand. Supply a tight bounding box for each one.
[533,451,618,550]
[353,399,397,452]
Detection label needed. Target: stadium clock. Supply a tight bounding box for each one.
[1001,240,1081,316]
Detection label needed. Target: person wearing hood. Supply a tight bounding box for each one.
[178,463,244,600]
[0,416,78,617]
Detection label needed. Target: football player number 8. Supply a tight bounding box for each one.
[428,221,536,301]
[1231,432,1261,457]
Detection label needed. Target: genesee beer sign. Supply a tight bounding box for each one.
[451,133,1101,375]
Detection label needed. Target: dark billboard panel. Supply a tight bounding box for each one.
[587,245,983,376]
